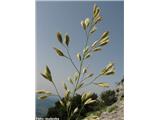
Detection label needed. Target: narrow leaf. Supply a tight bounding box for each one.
[60,100,65,107]
[64,90,70,98]
[54,48,64,57]
[93,4,97,16]
[100,32,109,40]
[86,100,96,105]
[86,73,94,78]
[81,93,86,102]
[73,107,79,114]
[84,53,91,59]
[84,98,96,105]
[95,16,102,24]
[99,40,109,46]
[84,98,92,105]
[85,92,93,100]
[39,95,48,100]
[68,77,73,84]
[36,90,52,96]
[66,101,71,108]
[36,90,46,94]
[81,20,86,30]
[45,91,52,96]
[64,83,67,90]
[82,67,87,74]
[76,53,81,61]
[101,63,115,76]
[64,34,70,46]
[93,47,102,52]
[41,66,52,82]
[45,66,51,75]
[85,18,90,27]
[99,36,109,43]
[104,71,115,75]
[94,7,100,19]
[83,46,89,55]
[94,82,109,87]
[90,26,96,34]
[56,32,63,44]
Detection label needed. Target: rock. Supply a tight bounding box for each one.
[98,79,124,120]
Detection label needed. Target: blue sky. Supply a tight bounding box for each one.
[36,1,124,95]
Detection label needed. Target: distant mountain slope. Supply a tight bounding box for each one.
[36,95,59,117]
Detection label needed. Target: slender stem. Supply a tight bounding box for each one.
[51,81,62,100]
[64,45,80,74]
[73,37,88,96]
[79,75,91,84]
[67,106,71,120]
[65,18,96,120]
[76,104,85,120]
[80,74,85,83]
[82,74,102,88]
[80,17,95,75]
[67,18,95,120]
[73,18,94,97]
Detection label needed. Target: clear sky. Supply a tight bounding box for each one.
[36,1,124,95]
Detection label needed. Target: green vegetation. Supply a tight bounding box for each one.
[46,93,100,120]
[36,4,117,120]
[100,90,117,106]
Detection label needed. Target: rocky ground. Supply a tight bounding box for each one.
[83,79,124,120]
[98,100,124,120]
[99,79,124,120]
